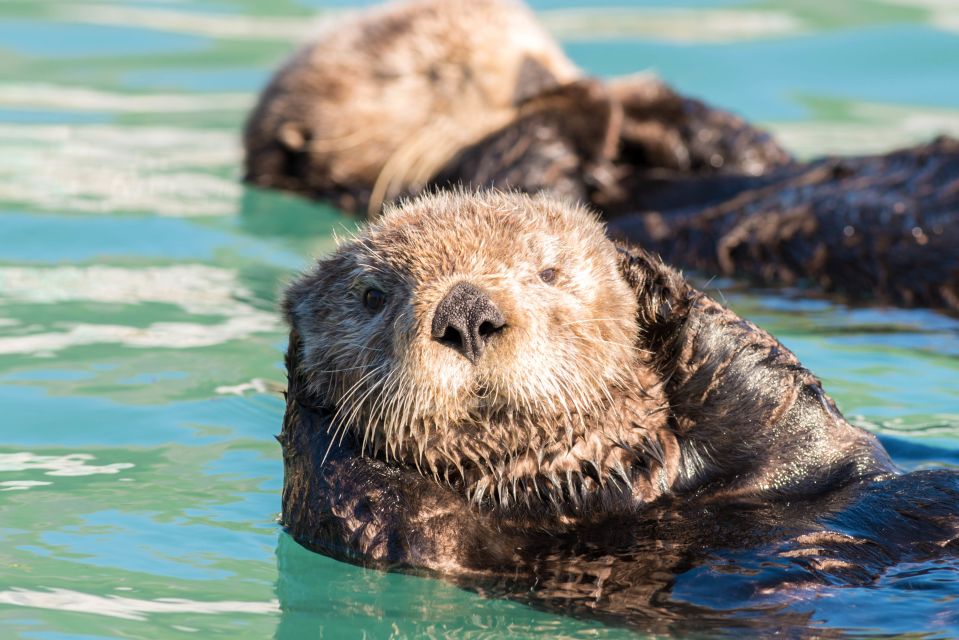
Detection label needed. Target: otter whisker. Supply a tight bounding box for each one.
[550,347,625,410]
[392,373,422,453]
[326,362,387,444]
[363,366,402,454]
[389,368,415,433]
[385,384,415,459]
[326,362,387,437]
[313,361,384,375]
[343,374,389,445]
[534,364,574,426]
[331,342,385,355]
[374,372,403,455]
[562,332,637,351]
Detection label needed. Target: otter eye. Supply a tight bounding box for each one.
[362,288,386,313]
[538,268,558,284]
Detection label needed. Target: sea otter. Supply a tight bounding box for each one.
[243,0,791,216]
[245,0,959,314]
[278,190,959,631]
[243,0,586,214]
[280,188,919,552]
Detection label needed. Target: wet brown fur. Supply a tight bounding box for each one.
[281,191,893,538]
[272,193,959,637]
[609,136,959,313]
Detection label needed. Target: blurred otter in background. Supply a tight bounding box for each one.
[243,0,588,213]
[244,0,959,314]
[243,0,790,213]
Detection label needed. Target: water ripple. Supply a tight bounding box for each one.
[0,124,240,216]
[0,588,278,621]
[0,452,134,477]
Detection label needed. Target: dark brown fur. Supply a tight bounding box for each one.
[603,74,795,201]
[433,78,622,208]
[609,136,959,312]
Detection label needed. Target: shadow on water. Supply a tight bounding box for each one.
[880,434,959,470]
[274,471,959,638]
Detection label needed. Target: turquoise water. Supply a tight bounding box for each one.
[1,0,958,637]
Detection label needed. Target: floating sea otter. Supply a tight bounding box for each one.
[243,0,586,213]
[278,191,959,632]
[243,0,791,214]
[244,0,959,314]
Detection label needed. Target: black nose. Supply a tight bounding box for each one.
[431,282,506,364]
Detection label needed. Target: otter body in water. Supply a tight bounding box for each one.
[279,191,958,631]
[277,190,947,553]
[608,136,959,313]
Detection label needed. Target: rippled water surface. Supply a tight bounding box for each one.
[1,0,958,637]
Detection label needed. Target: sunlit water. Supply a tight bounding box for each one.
[0,0,957,637]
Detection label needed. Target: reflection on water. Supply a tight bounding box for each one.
[0,588,279,622]
[0,86,251,112]
[0,124,242,216]
[274,534,632,640]
[542,7,803,42]
[0,264,278,354]
[0,452,133,477]
[0,0,957,637]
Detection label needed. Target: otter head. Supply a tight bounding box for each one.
[284,190,668,513]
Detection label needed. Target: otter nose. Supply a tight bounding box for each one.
[431,282,506,364]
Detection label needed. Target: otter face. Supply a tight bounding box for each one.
[285,191,657,509]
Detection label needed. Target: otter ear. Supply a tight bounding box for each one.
[281,265,331,331]
[283,304,327,410]
[277,122,310,152]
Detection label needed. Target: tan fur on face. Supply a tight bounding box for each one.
[244,0,580,214]
[284,190,671,515]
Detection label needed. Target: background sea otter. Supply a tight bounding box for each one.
[245,0,959,314]
[243,0,588,214]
